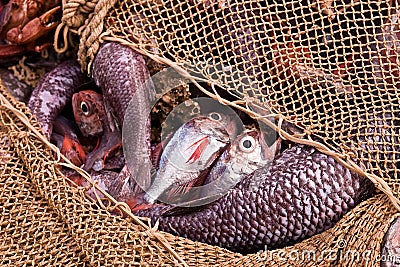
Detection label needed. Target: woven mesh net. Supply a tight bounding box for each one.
[65,0,400,207]
[0,79,399,265]
[2,0,399,265]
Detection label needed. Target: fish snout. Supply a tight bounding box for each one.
[210,127,230,143]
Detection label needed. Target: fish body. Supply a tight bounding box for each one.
[71,89,122,171]
[134,145,374,253]
[92,42,154,127]
[199,129,279,201]
[72,90,107,137]
[27,60,85,139]
[92,42,155,190]
[143,113,236,204]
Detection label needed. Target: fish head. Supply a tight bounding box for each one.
[145,114,236,203]
[228,129,280,175]
[72,90,105,137]
[208,111,241,140]
[195,112,241,144]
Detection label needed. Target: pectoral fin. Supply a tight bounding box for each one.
[185,136,210,164]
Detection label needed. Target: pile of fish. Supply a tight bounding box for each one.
[6,41,378,255]
[0,1,399,264]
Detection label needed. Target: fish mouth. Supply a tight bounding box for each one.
[211,127,230,143]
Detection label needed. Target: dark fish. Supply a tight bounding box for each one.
[27,60,85,139]
[91,42,155,186]
[134,145,374,253]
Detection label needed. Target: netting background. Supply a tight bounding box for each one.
[0,78,399,266]
[67,0,400,207]
[1,0,398,265]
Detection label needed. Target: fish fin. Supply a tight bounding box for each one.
[161,194,218,216]
[84,130,122,171]
[163,167,211,202]
[125,194,155,212]
[203,163,227,186]
[165,179,198,202]
[102,140,122,165]
[61,134,86,166]
[185,136,210,164]
[151,142,164,169]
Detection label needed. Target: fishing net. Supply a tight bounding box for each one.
[1,0,398,265]
[0,77,399,266]
[57,0,400,208]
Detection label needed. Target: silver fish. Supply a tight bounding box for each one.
[143,112,239,204]
[198,128,280,202]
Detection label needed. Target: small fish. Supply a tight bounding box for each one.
[142,112,239,204]
[72,90,106,137]
[72,90,121,171]
[197,128,280,202]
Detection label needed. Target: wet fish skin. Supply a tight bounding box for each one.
[143,113,237,204]
[92,42,155,189]
[27,60,85,139]
[134,145,374,253]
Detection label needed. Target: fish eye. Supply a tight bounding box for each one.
[80,101,90,116]
[239,135,256,152]
[192,107,200,114]
[209,112,221,121]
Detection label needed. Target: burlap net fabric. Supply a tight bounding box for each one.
[0,78,398,267]
[1,0,399,265]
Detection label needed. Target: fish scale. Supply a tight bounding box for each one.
[90,42,156,193]
[92,42,154,127]
[27,60,85,139]
[135,145,374,253]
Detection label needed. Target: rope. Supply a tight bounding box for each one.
[0,90,189,267]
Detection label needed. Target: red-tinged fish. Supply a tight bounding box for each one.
[141,112,239,205]
[72,90,106,137]
[72,90,122,171]
[51,116,86,167]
